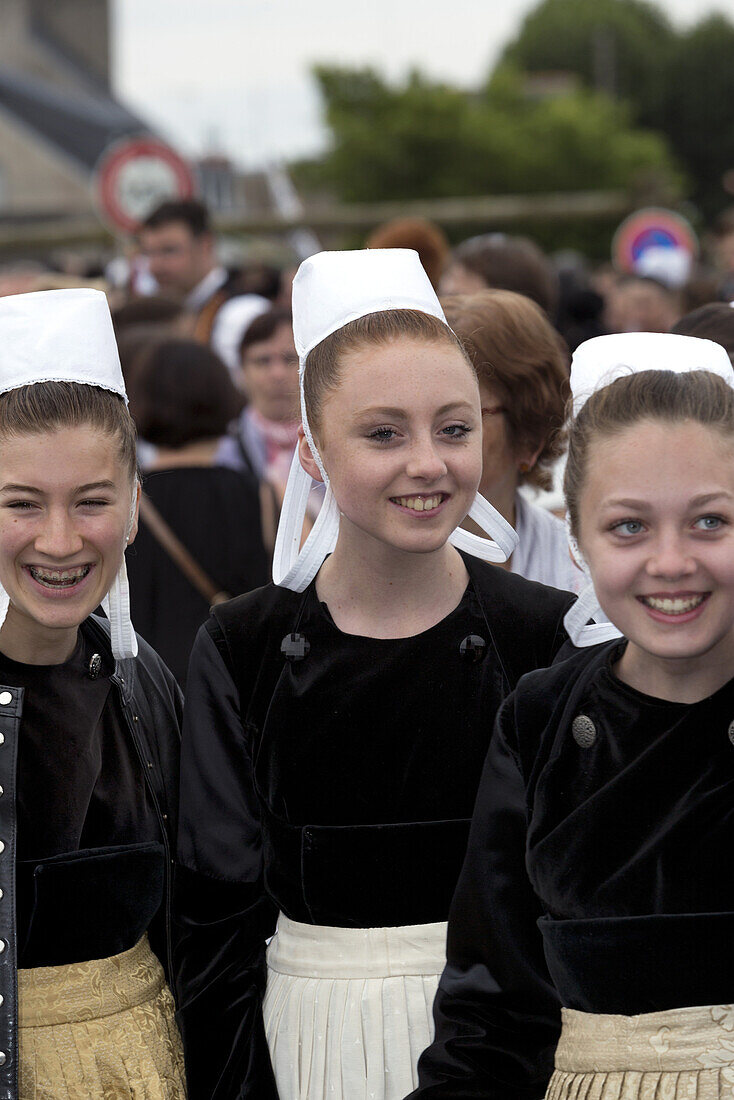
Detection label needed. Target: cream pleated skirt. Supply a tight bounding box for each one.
[18,935,186,1099]
[547,1004,734,1100]
[263,913,446,1100]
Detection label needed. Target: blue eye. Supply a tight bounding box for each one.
[368,427,397,443]
[441,424,472,439]
[694,514,724,531]
[612,519,644,536]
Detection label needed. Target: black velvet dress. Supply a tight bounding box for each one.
[174,553,574,1099]
[411,640,734,1099]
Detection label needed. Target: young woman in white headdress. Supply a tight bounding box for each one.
[0,289,185,1097]
[174,249,574,1100]
[411,331,734,1098]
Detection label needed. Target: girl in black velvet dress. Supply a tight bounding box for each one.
[174,249,573,1100]
[0,288,184,1098]
[412,332,734,1099]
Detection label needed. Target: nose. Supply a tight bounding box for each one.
[34,508,84,560]
[645,530,696,579]
[405,434,448,482]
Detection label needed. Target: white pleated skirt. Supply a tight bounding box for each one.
[263,913,447,1100]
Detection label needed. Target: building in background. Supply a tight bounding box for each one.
[0,0,153,220]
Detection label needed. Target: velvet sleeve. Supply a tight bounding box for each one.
[409,694,561,1099]
[174,622,279,1100]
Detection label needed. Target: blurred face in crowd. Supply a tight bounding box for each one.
[477,382,537,514]
[139,220,216,299]
[607,278,680,334]
[241,322,300,423]
[0,425,138,663]
[438,262,487,296]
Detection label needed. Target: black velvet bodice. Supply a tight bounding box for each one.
[175,555,573,1098]
[413,641,734,1099]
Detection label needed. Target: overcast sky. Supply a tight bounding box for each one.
[113,0,733,169]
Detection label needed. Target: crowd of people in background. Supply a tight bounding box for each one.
[2,197,734,685]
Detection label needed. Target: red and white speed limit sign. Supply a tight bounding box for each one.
[94,137,197,234]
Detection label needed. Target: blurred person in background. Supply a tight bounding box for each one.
[672,300,734,365]
[138,199,269,372]
[216,307,301,511]
[712,208,734,301]
[366,217,450,290]
[605,274,681,333]
[440,233,559,318]
[127,338,269,687]
[444,289,580,592]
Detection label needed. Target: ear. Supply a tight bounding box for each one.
[125,481,142,547]
[297,426,324,483]
[517,441,544,476]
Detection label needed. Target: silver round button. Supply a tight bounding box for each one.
[0,733,5,746]
[728,721,734,746]
[0,940,7,954]
[0,888,5,900]
[0,1051,6,1065]
[0,995,5,1007]
[0,692,11,706]
[0,841,7,855]
[572,714,597,748]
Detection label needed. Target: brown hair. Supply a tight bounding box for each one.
[303,309,472,436]
[564,370,734,540]
[365,219,450,290]
[672,303,734,366]
[0,382,137,481]
[443,290,570,490]
[452,234,559,317]
[129,338,244,449]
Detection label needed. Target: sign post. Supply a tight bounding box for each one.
[93,137,197,234]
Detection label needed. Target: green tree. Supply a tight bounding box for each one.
[659,16,734,217]
[305,63,677,206]
[499,0,675,126]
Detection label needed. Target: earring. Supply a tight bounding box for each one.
[519,462,531,474]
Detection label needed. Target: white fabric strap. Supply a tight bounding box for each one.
[449,493,518,563]
[563,582,622,648]
[102,552,138,660]
[272,450,339,592]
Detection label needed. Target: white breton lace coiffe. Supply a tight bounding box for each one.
[0,288,138,660]
[271,249,519,591]
[564,331,734,647]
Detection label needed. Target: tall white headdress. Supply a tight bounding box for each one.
[565,331,734,647]
[272,249,519,591]
[0,288,138,659]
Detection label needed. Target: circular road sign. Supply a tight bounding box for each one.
[94,137,196,234]
[612,207,699,274]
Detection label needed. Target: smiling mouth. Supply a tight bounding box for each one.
[638,593,708,616]
[391,493,446,512]
[28,565,91,589]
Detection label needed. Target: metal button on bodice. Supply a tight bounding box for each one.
[0,940,6,954]
[281,633,311,662]
[459,635,487,663]
[88,653,102,680]
[728,721,734,746]
[0,692,11,706]
[572,714,597,748]
[0,1052,6,1066]
[0,841,6,855]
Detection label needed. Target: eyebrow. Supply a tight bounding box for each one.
[356,402,476,419]
[603,491,734,509]
[0,481,117,495]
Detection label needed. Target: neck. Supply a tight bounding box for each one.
[0,607,78,665]
[315,520,469,638]
[615,639,734,704]
[150,439,219,469]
